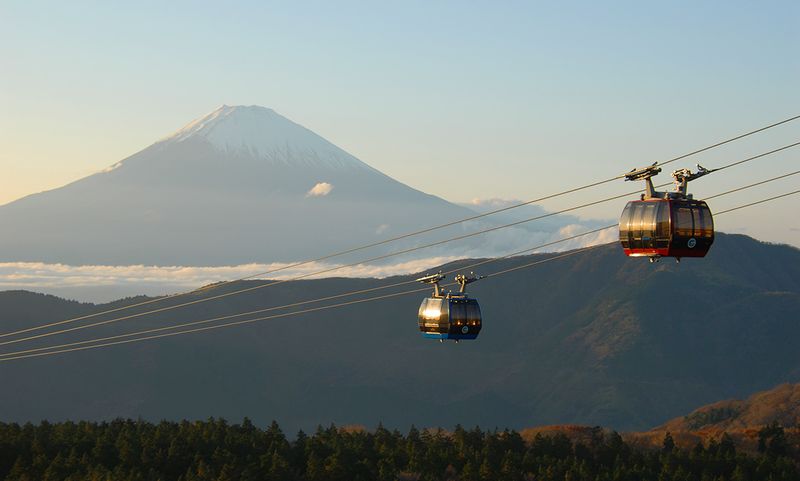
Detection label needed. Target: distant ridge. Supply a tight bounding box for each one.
[656,383,800,433]
[616,383,800,452]
[518,383,800,453]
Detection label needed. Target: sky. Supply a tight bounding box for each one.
[1,0,799,251]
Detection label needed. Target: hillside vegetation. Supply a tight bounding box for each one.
[622,383,800,454]
[1,234,799,432]
[1,419,799,481]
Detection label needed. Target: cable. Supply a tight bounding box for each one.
[711,142,800,172]
[2,141,797,347]
[0,227,617,359]
[715,189,800,215]
[704,170,800,200]
[0,188,658,348]
[5,171,799,361]
[6,178,797,363]
[0,247,606,362]
[656,115,800,168]
[3,185,797,363]
[2,114,796,340]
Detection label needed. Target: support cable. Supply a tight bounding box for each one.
[1,142,797,347]
[2,177,798,362]
[1,115,796,340]
[0,229,615,359]
[0,188,664,347]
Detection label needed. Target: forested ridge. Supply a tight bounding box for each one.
[0,419,797,481]
[4,235,800,432]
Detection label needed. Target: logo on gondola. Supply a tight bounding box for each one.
[687,238,697,249]
[461,326,469,334]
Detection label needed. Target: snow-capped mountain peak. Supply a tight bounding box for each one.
[0,104,474,266]
[161,105,369,170]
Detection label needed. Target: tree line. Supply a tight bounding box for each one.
[0,419,797,481]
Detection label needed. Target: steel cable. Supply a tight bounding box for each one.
[2,114,796,340]
[2,178,798,362]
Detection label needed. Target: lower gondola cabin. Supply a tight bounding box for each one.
[418,296,482,340]
[619,198,714,259]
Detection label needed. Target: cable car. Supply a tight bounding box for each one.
[416,272,483,342]
[620,163,715,262]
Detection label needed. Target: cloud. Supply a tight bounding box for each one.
[0,224,617,302]
[0,257,462,302]
[306,182,333,197]
[0,222,617,303]
[558,224,586,237]
[0,196,621,302]
[469,197,517,208]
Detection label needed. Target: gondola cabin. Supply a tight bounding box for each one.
[620,163,715,262]
[619,198,714,259]
[417,296,482,341]
[415,272,483,342]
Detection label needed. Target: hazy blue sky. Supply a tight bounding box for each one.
[2,0,799,245]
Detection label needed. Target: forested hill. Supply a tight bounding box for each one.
[1,233,800,432]
[619,382,800,453]
[1,419,799,481]
[659,383,800,434]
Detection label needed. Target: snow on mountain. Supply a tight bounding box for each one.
[162,105,371,170]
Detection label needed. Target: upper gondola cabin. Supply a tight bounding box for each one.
[619,164,715,262]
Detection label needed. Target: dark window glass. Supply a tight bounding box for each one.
[466,302,482,324]
[630,203,644,248]
[640,203,657,247]
[619,203,632,247]
[449,301,466,324]
[695,204,713,238]
[676,206,693,237]
[692,207,702,238]
[656,201,671,247]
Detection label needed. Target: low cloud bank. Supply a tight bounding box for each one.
[0,198,616,302]
[0,257,460,303]
[0,229,614,303]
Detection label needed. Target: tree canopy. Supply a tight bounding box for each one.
[0,419,797,481]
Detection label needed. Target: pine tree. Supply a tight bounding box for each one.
[461,460,478,481]
[662,432,676,454]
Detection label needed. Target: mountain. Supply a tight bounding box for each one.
[657,383,800,434]
[620,383,800,452]
[1,233,799,433]
[519,383,800,452]
[0,105,477,265]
